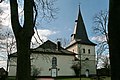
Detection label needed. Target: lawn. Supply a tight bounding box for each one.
[56,78,91,80]
[8,76,111,80]
[56,77,111,80]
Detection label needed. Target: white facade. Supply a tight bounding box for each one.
[67,43,96,75]
[8,53,75,77]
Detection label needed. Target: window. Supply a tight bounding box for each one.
[52,57,57,68]
[85,58,89,60]
[83,49,85,53]
[73,49,74,52]
[88,49,90,54]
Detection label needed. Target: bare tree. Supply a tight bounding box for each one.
[100,55,110,69]
[93,10,109,54]
[93,10,109,41]
[92,10,109,69]
[0,0,57,80]
[0,29,16,72]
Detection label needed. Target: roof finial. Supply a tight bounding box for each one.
[78,2,81,10]
[78,2,81,8]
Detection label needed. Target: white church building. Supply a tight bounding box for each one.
[8,7,96,77]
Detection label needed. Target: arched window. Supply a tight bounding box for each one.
[52,57,57,68]
[85,58,89,60]
[88,49,90,54]
[83,48,85,53]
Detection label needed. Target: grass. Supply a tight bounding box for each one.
[56,78,91,80]
[7,76,111,80]
[7,77,16,80]
[56,77,111,80]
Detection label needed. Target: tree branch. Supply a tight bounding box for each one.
[33,1,38,27]
[10,0,22,37]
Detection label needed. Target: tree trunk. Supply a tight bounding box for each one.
[108,0,120,80]
[10,0,34,80]
[16,35,31,80]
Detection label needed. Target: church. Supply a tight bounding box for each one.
[8,7,96,77]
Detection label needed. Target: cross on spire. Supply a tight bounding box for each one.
[71,5,96,46]
[78,2,81,8]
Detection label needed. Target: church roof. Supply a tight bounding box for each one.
[10,40,75,57]
[68,7,96,48]
[31,40,75,55]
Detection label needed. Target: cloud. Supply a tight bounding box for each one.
[32,29,57,42]
[31,29,57,48]
[0,1,23,28]
[0,2,11,28]
[91,35,107,42]
[0,27,14,40]
[0,61,7,70]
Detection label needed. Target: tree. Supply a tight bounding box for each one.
[0,0,57,80]
[0,30,16,71]
[92,10,109,70]
[92,10,109,55]
[100,55,110,69]
[108,0,120,80]
[71,61,80,77]
[31,66,41,77]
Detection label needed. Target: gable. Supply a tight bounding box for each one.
[10,40,76,57]
[33,40,57,50]
[31,40,75,56]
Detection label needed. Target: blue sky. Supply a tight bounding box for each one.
[37,0,109,42]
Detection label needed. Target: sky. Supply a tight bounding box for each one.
[0,0,109,69]
[39,0,109,42]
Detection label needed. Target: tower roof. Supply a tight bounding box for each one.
[74,6,88,41]
[68,6,96,47]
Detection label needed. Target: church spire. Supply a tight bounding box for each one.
[71,6,96,45]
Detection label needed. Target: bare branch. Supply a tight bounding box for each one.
[34,26,44,43]
[92,10,109,57]
[36,0,58,22]
[93,10,108,40]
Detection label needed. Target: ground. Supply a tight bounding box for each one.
[8,76,111,80]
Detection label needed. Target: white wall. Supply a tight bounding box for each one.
[8,58,17,76]
[78,44,96,75]
[8,53,75,77]
[67,43,96,75]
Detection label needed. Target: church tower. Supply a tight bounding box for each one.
[66,6,96,76]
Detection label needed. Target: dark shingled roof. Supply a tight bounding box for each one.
[68,7,96,48]
[10,40,76,57]
[31,40,75,55]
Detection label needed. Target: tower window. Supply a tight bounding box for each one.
[88,49,90,54]
[85,58,89,60]
[83,49,85,53]
[73,49,74,52]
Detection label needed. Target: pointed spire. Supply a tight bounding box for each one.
[75,5,88,40]
[75,3,81,22]
[71,5,96,45]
